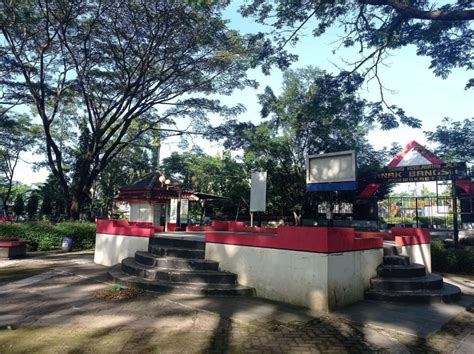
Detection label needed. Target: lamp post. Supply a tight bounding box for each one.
[159,175,166,187]
[159,175,172,231]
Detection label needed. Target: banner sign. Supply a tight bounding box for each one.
[169,199,178,223]
[377,162,466,183]
[250,172,267,212]
[180,198,189,222]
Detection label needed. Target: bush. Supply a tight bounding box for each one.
[431,240,474,274]
[0,235,19,241]
[0,222,96,251]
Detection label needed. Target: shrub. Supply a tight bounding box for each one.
[431,240,474,274]
[0,222,96,251]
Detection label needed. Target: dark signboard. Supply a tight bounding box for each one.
[377,162,466,183]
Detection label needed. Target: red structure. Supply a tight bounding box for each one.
[114,171,222,231]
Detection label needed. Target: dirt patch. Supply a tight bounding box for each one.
[94,286,144,301]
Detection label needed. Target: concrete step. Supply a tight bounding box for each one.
[383,255,410,266]
[149,237,205,251]
[370,273,444,291]
[135,251,219,271]
[365,283,462,304]
[108,266,255,296]
[122,258,236,285]
[148,245,205,259]
[378,263,426,278]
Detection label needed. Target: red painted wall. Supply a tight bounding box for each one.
[186,221,277,234]
[0,240,29,248]
[96,219,155,237]
[391,227,430,246]
[206,226,383,253]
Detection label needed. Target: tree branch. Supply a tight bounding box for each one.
[363,0,474,21]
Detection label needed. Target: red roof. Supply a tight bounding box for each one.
[388,141,444,168]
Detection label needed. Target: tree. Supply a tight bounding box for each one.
[0,0,263,219]
[161,150,250,218]
[38,174,68,221]
[95,142,153,218]
[26,193,39,221]
[213,67,398,223]
[425,117,474,163]
[13,194,25,218]
[0,114,38,214]
[39,193,52,219]
[241,1,474,88]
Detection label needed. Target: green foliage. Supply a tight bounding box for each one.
[13,195,25,216]
[241,1,473,85]
[382,216,454,227]
[95,142,153,218]
[0,222,96,251]
[111,284,123,292]
[0,235,19,241]
[431,241,474,274]
[38,174,68,220]
[1,0,261,219]
[39,193,52,218]
[425,118,474,164]
[26,194,39,221]
[212,66,400,220]
[0,114,39,212]
[161,150,249,217]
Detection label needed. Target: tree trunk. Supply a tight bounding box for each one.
[293,210,302,226]
[69,197,81,221]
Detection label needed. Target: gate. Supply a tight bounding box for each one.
[378,196,455,229]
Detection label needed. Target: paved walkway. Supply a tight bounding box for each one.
[0,251,473,353]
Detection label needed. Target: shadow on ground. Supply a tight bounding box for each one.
[0,251,473,353]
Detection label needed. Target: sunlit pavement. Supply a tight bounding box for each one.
[0,251,473,353]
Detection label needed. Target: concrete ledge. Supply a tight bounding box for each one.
[206,226,383,253]
[186,221,277,234]
[94,233,149,266]
[401,243,432,272]
[205,243,382,312]
[96,219,155,237]
[0,243,27,259]
[391,227,431,271]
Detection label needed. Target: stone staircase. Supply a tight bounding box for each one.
[365,243,462,303]
[108,237,255,296]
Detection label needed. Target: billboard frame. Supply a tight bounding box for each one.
[306,150,357,192]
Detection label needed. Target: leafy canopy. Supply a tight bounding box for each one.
[0,0,264,218]
[425,117,474,163]
[241,1,474,87]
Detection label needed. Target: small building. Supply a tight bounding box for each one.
[114,172,221,231]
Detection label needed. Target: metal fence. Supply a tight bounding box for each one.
[378,196,456,229]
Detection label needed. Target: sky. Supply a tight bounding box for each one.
[11,1,474,186]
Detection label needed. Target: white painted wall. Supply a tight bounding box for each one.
[205,243,383,312]
[94,233,149,266]
[326,249,382,309]
[401,243,431,272]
